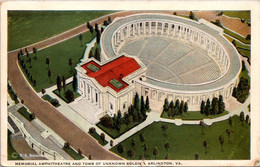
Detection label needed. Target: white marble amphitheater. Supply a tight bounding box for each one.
[77,13,241,116]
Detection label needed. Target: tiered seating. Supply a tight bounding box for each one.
[146,63,174,81]
[119,38,145,56]
[180,62,221,84]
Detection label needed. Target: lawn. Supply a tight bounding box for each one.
[8,11,114,51]
[17,106,34,122]
[8,130,23,160]
[161,110,229,120]
[42,94,61,107]
[97,122,142,139]
[110,115,250,160]
[88,132,108,146]
[53,82,80,103]
[222,11,250,20]
[19,30,95,92]
[63,146,84,160]
[223,27,250,44]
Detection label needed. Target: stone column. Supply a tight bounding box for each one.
[173,24,176,37]
[143,22,145,34]
[138,22,141,35]
[167,23,170,35]
[149,22,152,34]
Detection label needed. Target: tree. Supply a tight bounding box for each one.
[153,147,159,159]
[163,98,169,111]
[245,115,250,124]
[145,96,150,110]
[94,48,101,61]
[128,149,135,158]
[246,34,251,40]
[161,125,168,136]
[226,129,232,141]
[232,87,237,97]
[88,155,92,160]
[65,90,74,102]
[56,76,62,94]
[200,100,205,114]
[78,149,82,155]
[89,127,96,134]
[211,97,218,115]
[33,47,37,59]
[28,57,32,68]
[199,121,205,135]
[62,76,66,92]
[87,22,91,29]
[139,134,145,144]
[203,140,208,154]
[69,58,73,72]
[100,133,105,143]
[141,96,146,116]
[96,28,101,44]
[228,116,233,129]
[218,95,225,114]
[179,100,184,115]
[205,99,211,116]
[101,27,104,33]
[219,135,224,151]
[240,112,245,123]
[184,102,188,113]
[48,70,52,81]
[72,73,78,92]
[194,153,199,160]
[88,49,94,58]
[165,153,170,160]
[143,144,148,155]
[41,89,46,95]
[134,93,140,111]
[131,138,135,149]
[100,116,113,128]
[173,12,177,15]
[110,140,113,147]
[79,34,83,46]
[103,20,109,26]
[117,143,124,154]
[189,11,195,20]
[108,16,112,23]
[46,58,50,69]
[95,23,99,33]
[164,142,170,152]
[232,40,237,47]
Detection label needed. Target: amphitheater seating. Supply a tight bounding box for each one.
[118,36,222,84]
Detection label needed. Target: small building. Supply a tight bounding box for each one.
[76,55,147,120]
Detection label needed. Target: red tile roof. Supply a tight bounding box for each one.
[81,56,140,92]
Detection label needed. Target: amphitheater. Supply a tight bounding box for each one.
[100,13,241,111]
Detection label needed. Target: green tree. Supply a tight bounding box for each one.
[94,48,101,61]
[108,16,112,23]
[194,153,199,160]
[56,76,62,94]
[153,147,159,159]
[228,116,233,129]
[203,140,208,154]
[145,96,150,110]
[131,138,135,150]
[100,116,113,128]
[200,100,205,114]
[69,58,73,72]
[184,102,188,113]
[88,49,94,58]
[161,125,169,136]
[117,143,124,154]
[189,11,195,20]
[96,29,101,44]
[46,57,50,70]
[218,95,225,114]
[72,73,78,92]
[141,96,146,117]
[164,142,170,152]
[48,70,52,81]
[226,129,232,141]
[79,34,83,47]
[100,133,105,144]
[62,76,66,93]
[65,90,74,102]
[240,112,245,123]
[232,87,237,97]
[245,115,250,124]
[205,99,211,116]
[163,98,169,111]
[139,134,145,144]
[28,57,32,68]
[134,93,140,111]
[219,135,224,151]
[33,47,37,59]
[143,144,148,155]
[165,153,170,160]
[128,149,135,158]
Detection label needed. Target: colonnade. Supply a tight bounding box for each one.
[112,20,229,75]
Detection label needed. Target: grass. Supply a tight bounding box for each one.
[223,27,250,44]
[222,11,250,20]
[63,146,84,160]
[8,11,114,51]
[53,82,80,103]
[110,115,250,160]
[161,110,229,120]
[19,30,95,92]
[97,122,142,139]
[8,130,23,160]
[88,132,108,146]
[17,106,34,122]
[239,66,250,84]
[42,94,60,107]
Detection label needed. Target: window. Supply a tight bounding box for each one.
[96,93,98,102]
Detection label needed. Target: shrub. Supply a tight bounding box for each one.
[51,98,59,106]
[65,90,74,102]
[89,127,96,134]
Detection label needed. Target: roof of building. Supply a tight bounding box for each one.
[81,56,140,92]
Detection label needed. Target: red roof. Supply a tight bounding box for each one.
[81,56,140,92]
